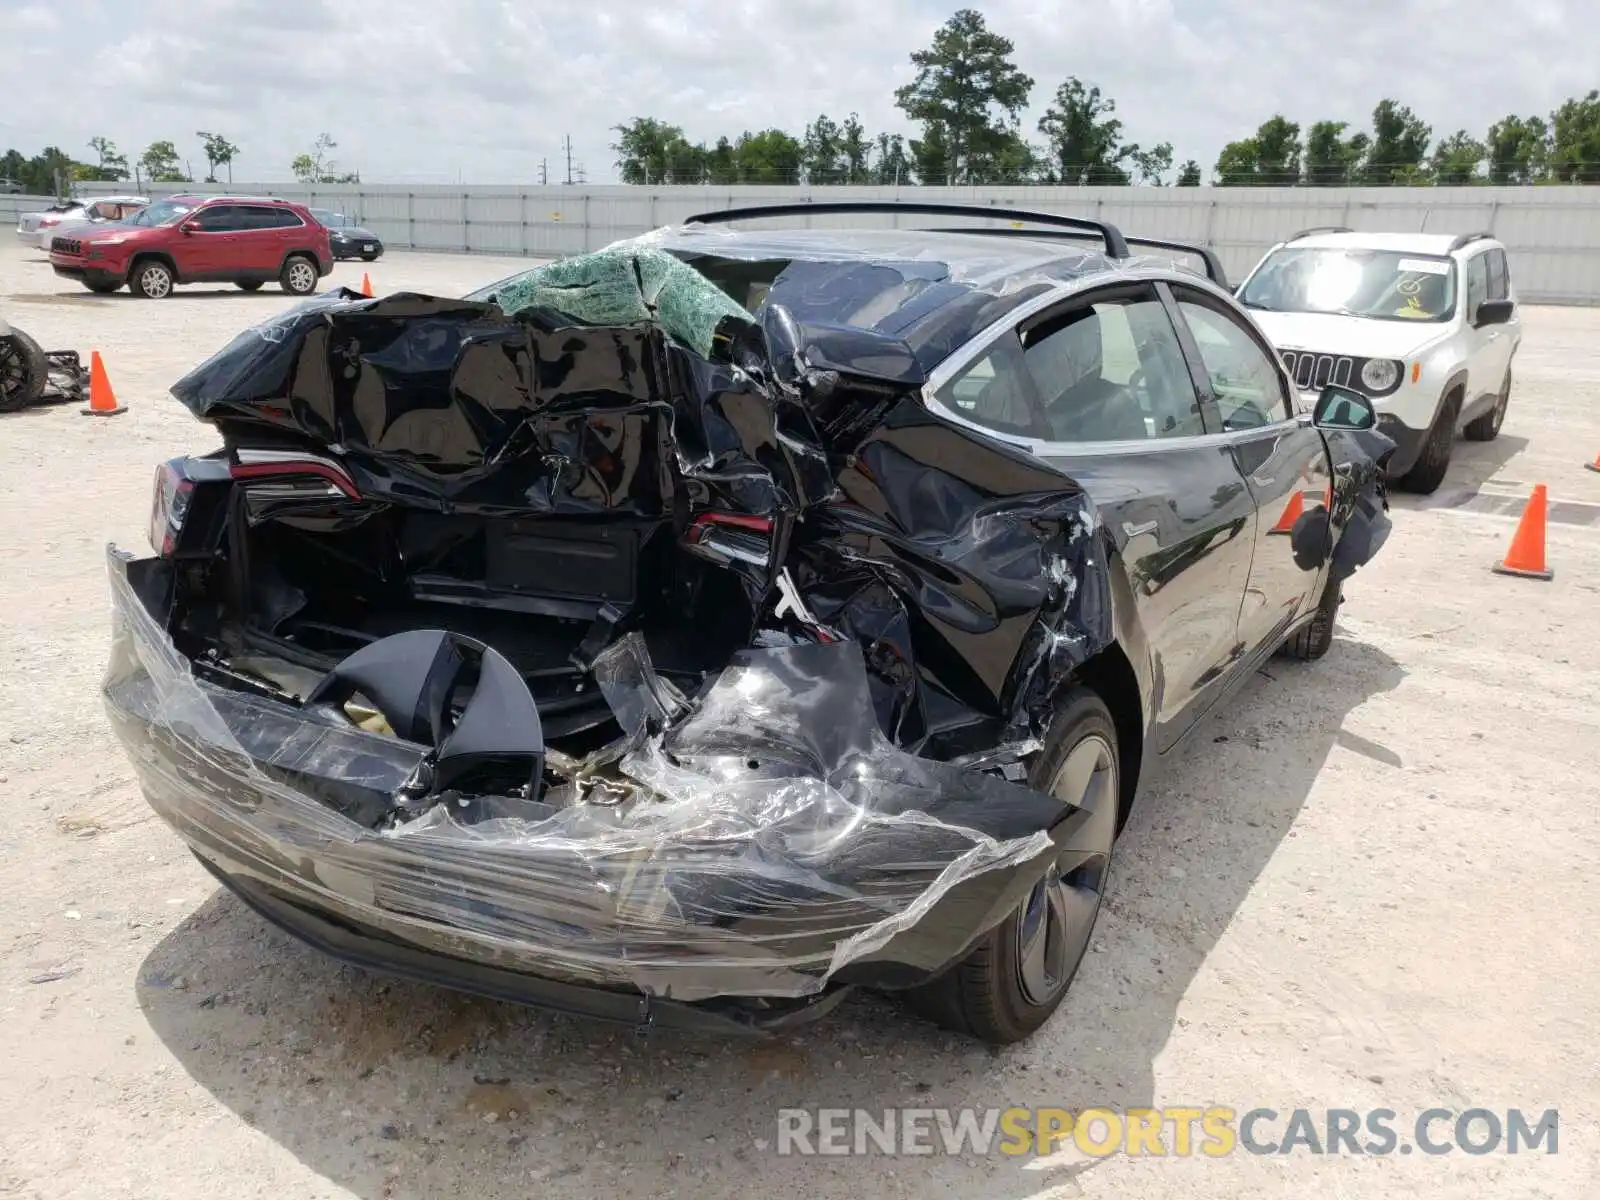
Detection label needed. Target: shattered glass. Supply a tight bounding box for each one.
[480,245,755,360]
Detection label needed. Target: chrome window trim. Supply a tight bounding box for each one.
[920,268,1254,457]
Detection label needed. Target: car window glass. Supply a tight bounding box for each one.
[932,335,1040,439]
[193,204,249,232]
[1487,249,1509,301]
[1023,292,1205,442]
[1177,300,1292,429]
[1466,254,1489,314]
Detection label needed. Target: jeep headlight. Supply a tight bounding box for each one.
[1360,359,1401,393]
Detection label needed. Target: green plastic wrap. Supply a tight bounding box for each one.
[487,246,752,358]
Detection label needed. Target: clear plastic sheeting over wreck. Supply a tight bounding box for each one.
[103,548,1102,1003]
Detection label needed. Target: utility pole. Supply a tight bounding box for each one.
[538,159,547,186]
[563,135,574,186]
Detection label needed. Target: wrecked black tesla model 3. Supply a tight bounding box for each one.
[102,204,1392,1044]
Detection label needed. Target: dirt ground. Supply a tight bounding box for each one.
[1,239,1597,1199]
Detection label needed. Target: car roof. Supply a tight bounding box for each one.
[633,223,1217,371]
[1283,230,1492,255]
[169,193,298,206]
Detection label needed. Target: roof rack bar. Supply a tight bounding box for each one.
[1447,231,1494,252]
[1288,226,1353,242]
[916,226,1228,288]
[684,202,1130,260]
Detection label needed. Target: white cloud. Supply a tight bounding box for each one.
[2,0,1593,182]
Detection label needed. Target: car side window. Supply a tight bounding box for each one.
[1020,291,1205,442]
[1486,249,1509,301]
[1176,299,1293,429]
[256,207,305,229]
[193,205,249,232]
[932,334,1041,439]
[1466,254,1489,315]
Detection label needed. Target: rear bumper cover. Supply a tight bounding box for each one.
[104,547,1092,1023]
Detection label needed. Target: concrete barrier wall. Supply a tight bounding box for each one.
[12,184,1600,304]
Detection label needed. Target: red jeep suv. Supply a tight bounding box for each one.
[50,195,333,299]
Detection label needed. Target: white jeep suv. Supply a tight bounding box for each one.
[1235,229,1520,493]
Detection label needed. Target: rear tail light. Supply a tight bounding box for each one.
[229,448,360,499]
[682,511,774,569]
[149,461,195,557]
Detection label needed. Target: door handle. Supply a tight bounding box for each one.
[1251,473,1275,487]
[1122,520,1158,538]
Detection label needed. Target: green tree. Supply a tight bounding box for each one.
[1363,100,1430,184]
[1548,91,1600,183]
[610,119,708,183]
[910,122,951,185]
[195,131,240,184]
[874,133,911,185]
[1430,130,1485,185]
[86,137,129,182]
[734,129,803,183]
[1215,116,1300,185]
[706,136,739,184]
[139,139,188,183]
[1129,141,1174,186]
[290,133,346,184]
[1036,77,1130,183]
[1304,120,1369,186]
[839,114,872,183]
[894,8,1033,184]
[803,114,844,184]
[1176,159,1202,186]
[1485,114,1549,184]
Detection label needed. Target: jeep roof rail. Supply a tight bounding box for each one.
[684,201,1131,260]
[1448,231,1494,252]
[916,226,1228,288]
[1288,225,1353,242]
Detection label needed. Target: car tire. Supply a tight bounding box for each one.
[1398,392,1458,495]
[1464,370,1511,442]
[0,328,48,412]
[85,281,121,295]
[280,255,319,297]
[236,281,264,292]
[1282,576,1340,661]
[903,686,1119,1045]
[129,258,175,300]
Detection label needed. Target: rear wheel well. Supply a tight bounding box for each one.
[1070,644,1143,826]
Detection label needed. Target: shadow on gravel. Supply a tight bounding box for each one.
[137,636,1403,1200]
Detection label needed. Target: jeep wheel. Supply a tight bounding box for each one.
[904,687,1118,1045]
[1399,393,1458,494]
[236,280,264,293]
[0,329,48,412]
[1464,370,1511,442]
[280,256,319,296]
[130,259,174,299]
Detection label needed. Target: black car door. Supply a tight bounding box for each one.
[925,281,1258,752]
[1168,285,1334,658]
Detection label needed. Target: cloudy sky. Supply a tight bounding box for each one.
[1,0,1587,184]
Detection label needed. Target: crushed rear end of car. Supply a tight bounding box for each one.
[101,245,1123,1030]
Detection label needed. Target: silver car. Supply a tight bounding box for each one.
[29,195,150,249]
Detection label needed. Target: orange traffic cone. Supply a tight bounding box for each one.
[80,350,126,417]
[1269,489,1304,535]
[360,272,374,298]
[1492,484,1553,580]
[1586,452,1599,474]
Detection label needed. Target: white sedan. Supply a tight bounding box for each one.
[20,196,149,248]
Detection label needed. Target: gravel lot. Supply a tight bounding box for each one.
[2,239,1597,1199]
